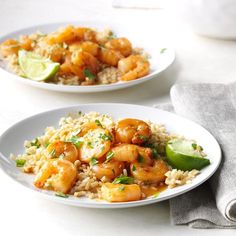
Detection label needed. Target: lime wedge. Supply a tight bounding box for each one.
[18,50,60,81]
[166,139,210,171]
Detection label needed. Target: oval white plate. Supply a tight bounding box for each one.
[0,21,175,93]
[0,104,221,208]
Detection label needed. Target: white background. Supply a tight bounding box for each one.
[0,0,236,235]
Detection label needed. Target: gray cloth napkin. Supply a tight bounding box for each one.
[155,83,236,229]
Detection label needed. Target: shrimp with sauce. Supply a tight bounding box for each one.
[101,183,141,202]
[79,128,112,163]
[69,41,99,56]
[97,47,123,67]
[34,159,77,194]
[130,159,169,183]
[46,140,79,163]
[115,118,152,145]
[118,55,150,81]
[91,160,124,180]
[0,39,20,57]
[105,37,132,57]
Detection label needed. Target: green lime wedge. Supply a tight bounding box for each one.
[18,50,60,81]
[166,139,210,171]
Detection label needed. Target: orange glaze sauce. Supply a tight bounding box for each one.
[141,183,167,199]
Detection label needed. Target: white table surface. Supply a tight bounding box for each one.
[0,0,236,235]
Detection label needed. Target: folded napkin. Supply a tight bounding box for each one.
[156,83,236,229]
[112,0,164,9]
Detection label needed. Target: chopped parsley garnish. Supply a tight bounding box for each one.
[99,133,112,141]
[55,192,69,198]
[95,119,103,127]
[90,157,98,166]
[69,136,83,148]
[113,175,134,184]
[132,165,136,171]
[49,149,57,158]
[31,138,40,148]
[192,143,197,150]
[192,143,203,152]
[16,159,26,167]
[118,186,125,191]
[145,143,158,159]
[87,141,94,148]
[160,48,167,54]
[105,151,114,163]
[44,142,50,148]
[137,155,144,163]
[138,135,149,142]
[78,111,82,115]
[83,68,95,80]
[152,148,158,159]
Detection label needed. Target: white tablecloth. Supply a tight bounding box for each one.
[0,0,236,235]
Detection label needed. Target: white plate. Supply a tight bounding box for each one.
[0,21,175,93]
[0,104,221,208]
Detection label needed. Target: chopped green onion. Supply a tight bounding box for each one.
[132,165,136,171]
[69,136,83,148]
[192,143,197,150]
[99,133,112,141]
[55,192,69,198]
[31,138,40,148]
[105,151,114,163]
[113,175,134,184]
[90,157,98,166]
[16,159,26,167]
[137,155,144,163]
[87,141,94,148]
[95,119,103,127]
[118,186,125,191]
[83,68,95,80]
[138,135,149,142]
[49,149,57,158]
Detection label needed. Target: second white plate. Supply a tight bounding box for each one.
[0,103,221,208]
[0,21,175,93]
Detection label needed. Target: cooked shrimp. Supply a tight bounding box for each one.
[0,39,20,57]
[34,159,77,193]
[71,50,100,75]
[45,25,76,45]
[91,160,124,180]
[115,118,152,145]
[46,140,79,163]
[74,27,97,42]
[79,128,112,163]
[105,37,132,57]
[112,144,152,164]
[69,41,99,56]
[130,159,169,183]
[60,50,100,79]
[97,47,123,66]
[101,183,141,202]
[118,55,150,81]
[78,122,100,136]
[20,36,34,51]
[112,144,139,162]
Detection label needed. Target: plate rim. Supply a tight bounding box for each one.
[0,103,221,208]
[0,21,175,93]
